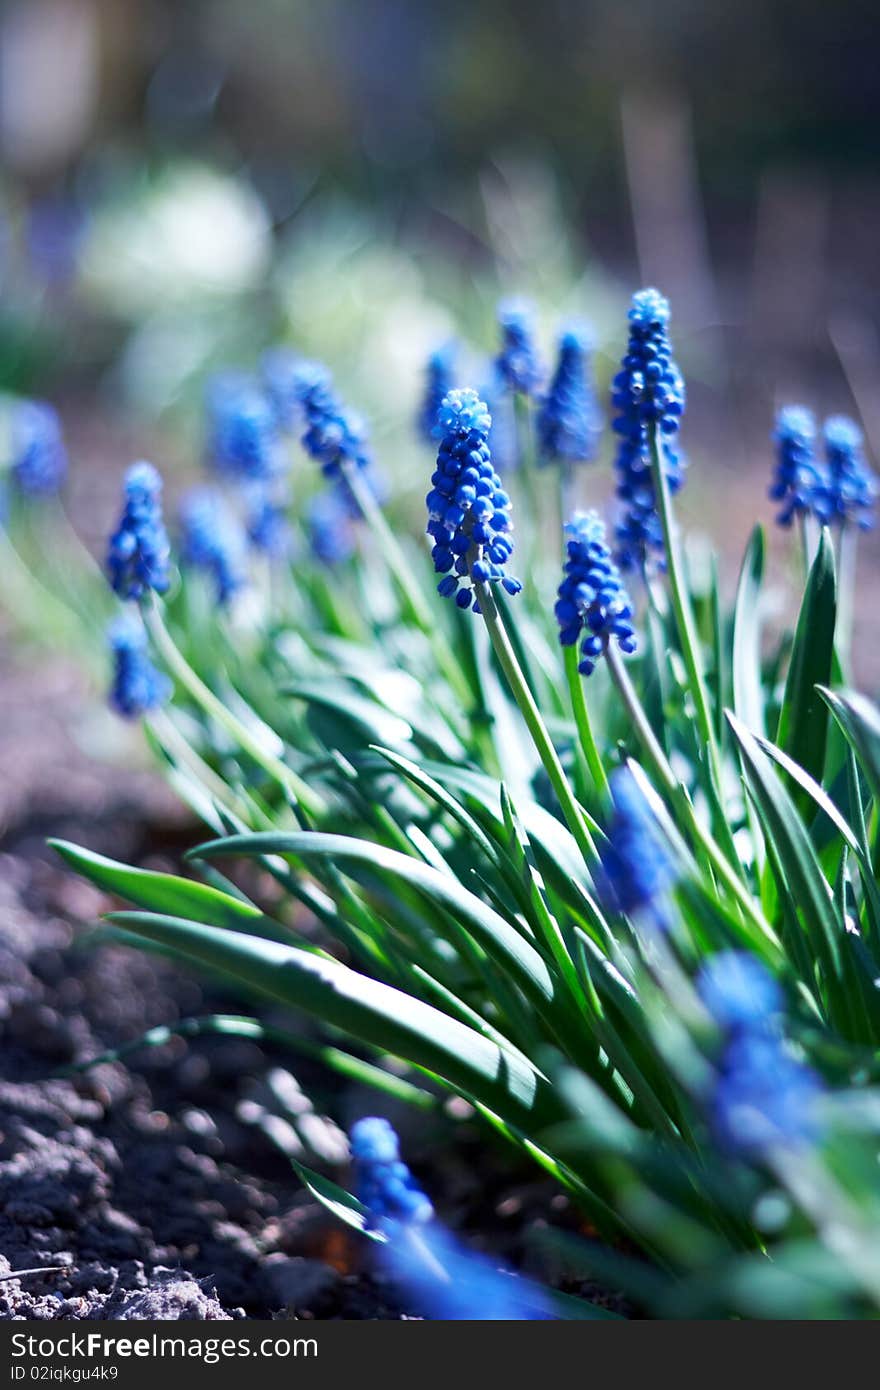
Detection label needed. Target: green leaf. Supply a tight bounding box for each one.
[775,529,836,797]
[818,686,880,805]
[726,713,844,1010]
[287,1159,383,1241]
[104,912,562,1135]
[49,839,288,944]
[191,831,558,1012]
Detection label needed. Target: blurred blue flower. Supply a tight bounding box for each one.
[481,365,517,472]
[769,406,823,527]
[206,373,285,482]
[179,489,248,606]
[243,482,291,560]
[308,487,357,565]
[599,767,677,929]
[350,1117,434,1229]
[418,342,458,445]
[261,350,325,432]
[426,388,521,611]
[537,325,601,466]
[711,1031,824,1157]
[106,462,171,600]
[555,511,637,675]
[11,400,68,497]
[612,289,686,573]
[816,415,877,530]
[697,950,783,1034]
[108,615,170,719]
[298,368,372,483]
[495,299,543,396]
[351,1118,550,1319]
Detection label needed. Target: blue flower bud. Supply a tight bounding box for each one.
[556,511,636,674]
[536,324,601,466]
[426,389,520,608]
[108,615,170,719]
[350,1117,434,1229]
[106,462,171,600]
[612,289,686,573]
[495,299,543,396]
[179,488,248,606]
[11,400,68,496]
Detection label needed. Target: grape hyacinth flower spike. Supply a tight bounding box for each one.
[308,487,357,566]
[108,615,170,719]
[179,489,248,606]
[495,299,543,397]
[817,415,877,530]
[537,325,601,467]
[106,462,171,600]
[769,406,823,527]
[206,373,285,482]
[598,766,677,932]
[11,400,68,496]
[612,288,686,573]
[417,342,457,445]
[698,952,825,1158]
[426,388,521,611]
[350,1117,434,1230]
[555,511,636,675]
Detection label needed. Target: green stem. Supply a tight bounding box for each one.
[343,465,471,707]
[648,423,744,876]
[605,644,780,953]
[563,643,611,803]
[143,598,325,818]
[476,580,599,864]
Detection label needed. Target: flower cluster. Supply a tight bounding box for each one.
[106,462,171,600]
[179,489,248,606]
[769,406,822,527]
[298,365,372,482]
[612,288,686,573]
[261,349,317,432]
[350,1117,434,1229]
[11,400,68,496]
[206,373,284,482]
[698,951,824,1157]
[243,482,291,559]
[426,389,521,610]
[599,767,677,931]
[418,343,457,445]
[307,488,357,565]
[536,326,601,466]
[495,300,543,396]
[555,511,636,674]
[108,615,170,719]
[817,415,876,530]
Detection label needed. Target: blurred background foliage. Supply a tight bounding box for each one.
[1,0,879,662]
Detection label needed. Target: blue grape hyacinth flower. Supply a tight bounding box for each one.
[11,400,68,496]
[816,415,877,530]
[495,299,543,396]
[769,406,823,527]
[206,373,285,482]
[711,1030,825,1157]
[106,462,171,600]
[261,349,318,432]
[298,367,372,483]
[536,325,601,467]
[698,950,824,1157]
[108,615,170,719]
[308,487,357,565]
[179,489,248,606]
[599,767,677,930]
[555,511,637,675]
[697,950,783,1035]
[426,388,521,611]
[243,481,291,559]
[612,288,686,573]
[418,342,457,445]
[350,1117,434,1230]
